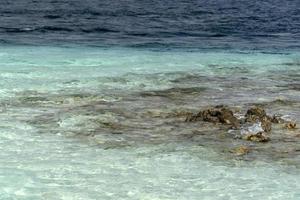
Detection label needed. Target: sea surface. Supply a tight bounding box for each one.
[0,0,300,199]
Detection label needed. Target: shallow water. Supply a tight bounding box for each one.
[1,0,300,198]
[0,46,299,199]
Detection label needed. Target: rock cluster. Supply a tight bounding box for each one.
[285,122,297,129]
[244,107,272,132]
[185,105,240,128]
[186,105,297,142]
[241,128,270,142]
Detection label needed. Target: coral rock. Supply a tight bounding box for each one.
[243,132,270,142]
[245,106,267,119]
[285,122,297,129]
[186,106,240,128]
[271,114,286,124]
[245,107,272,132]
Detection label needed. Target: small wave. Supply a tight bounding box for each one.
[126,32,155,37]
[175,32,227,37]
[80,27,119,33]
[130,31,227,38]
[43,15,61,19]
[39,26,74,32]
[0,26,74,33]
[0,27,35,33]
[190,10,214,15]
[0,39,9,44]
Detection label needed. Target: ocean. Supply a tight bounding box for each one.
[0,0,300,199]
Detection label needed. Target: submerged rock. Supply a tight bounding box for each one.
[285,122,297,129]
[243,132,270,142]
[185,112,203,122]
[231,146,250,156]
[140,87,207,98]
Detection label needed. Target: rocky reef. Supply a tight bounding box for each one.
[13,86,300,164]
[185,105,297,143]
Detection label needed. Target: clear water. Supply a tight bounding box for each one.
[0,46,299,199]
[1,0,300,199]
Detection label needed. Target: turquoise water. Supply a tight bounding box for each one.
[0,46,300,199]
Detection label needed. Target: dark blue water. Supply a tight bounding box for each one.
[1,0,300,50]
